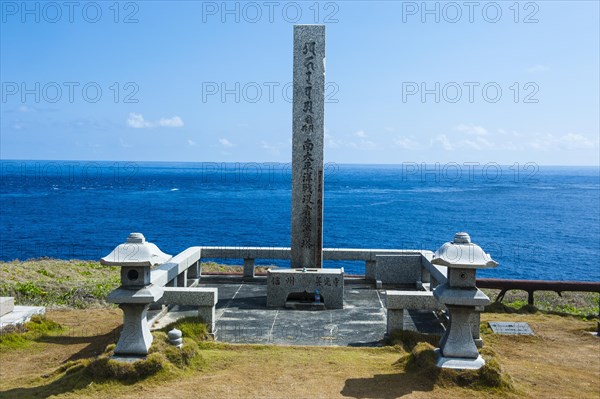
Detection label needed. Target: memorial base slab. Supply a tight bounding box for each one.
[267,268,344,309]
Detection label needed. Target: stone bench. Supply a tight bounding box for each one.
[158,287,218,333]
[386,290,442,334]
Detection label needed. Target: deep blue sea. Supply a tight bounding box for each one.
[1,160,599,281]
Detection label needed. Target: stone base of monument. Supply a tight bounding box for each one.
[434,349,486,370]
[267,268,344,309]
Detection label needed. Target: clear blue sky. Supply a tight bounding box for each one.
[1,0,599,165]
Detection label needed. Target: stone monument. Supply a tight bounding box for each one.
[291,24,325,269]
[267,25,344,309]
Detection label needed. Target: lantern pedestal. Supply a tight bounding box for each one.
[107,285,164,356]
[114,303,154,356]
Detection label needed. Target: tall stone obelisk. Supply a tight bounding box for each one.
[291,25,325,269]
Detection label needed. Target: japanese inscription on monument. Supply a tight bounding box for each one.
[291,25,325,269]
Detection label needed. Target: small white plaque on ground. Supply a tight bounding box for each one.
[489,321,533,335]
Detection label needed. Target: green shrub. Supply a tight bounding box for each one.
[86,353,167,381]
[15,281,47,298]
[0,315,64,350]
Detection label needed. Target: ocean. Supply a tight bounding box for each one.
[1,160,598,282]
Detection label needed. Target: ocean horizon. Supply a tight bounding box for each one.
[1,160,599,282]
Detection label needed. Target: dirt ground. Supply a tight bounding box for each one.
[0,308,598,399]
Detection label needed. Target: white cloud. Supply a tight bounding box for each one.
[432,134,454,151]
[18,105,32,113]
[349,139,376,150]
[454,123,488,136]
[393,136,420,150]
[127,113,184,128]
[187,139,197,146]
[523,132,599,151]
[325,133,341,149]
[527,64,550,73]
[559,133,598,150]
[127,113,152,128]
[119,137,132,148]
[324,132,376,150]
[159,116,184,128]
[219,138,234,148]
[261,140,280,155]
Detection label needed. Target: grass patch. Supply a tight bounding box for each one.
[42,317,211,387]
[161,316,211,343]
[385,328,514,393]
[396,342,514,392]
[0,315,64,350]
[200,261,272,274]
[0,258,121,308]
[0,259,274,308]
[482,289,599,319]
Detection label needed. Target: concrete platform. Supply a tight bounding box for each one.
[155,276,444,346]
[0,305,46,329]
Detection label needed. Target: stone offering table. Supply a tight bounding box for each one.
[267,268,344,309]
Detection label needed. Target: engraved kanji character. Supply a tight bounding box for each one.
[304,86,312,99]
[304,57,315,71]
[303,100,313,113]
[302,41,316,56]
[305,71,312,85]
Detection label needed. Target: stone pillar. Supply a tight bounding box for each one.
[177,269,188,287]
[243,258,255,280]
[114,304,153,356]
[188,260,200,280]
[198,305,216,333]
[291,24,325,269]
[365,260,376,281]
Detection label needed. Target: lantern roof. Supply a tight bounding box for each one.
[100,233,172,267]
[431,232,498,269]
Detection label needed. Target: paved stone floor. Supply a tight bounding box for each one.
[157,276,444,347]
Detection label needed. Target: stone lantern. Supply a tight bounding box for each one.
[432,232,498,369]
[101,233,171,356]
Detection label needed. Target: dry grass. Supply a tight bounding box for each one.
[0,309,598,399]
